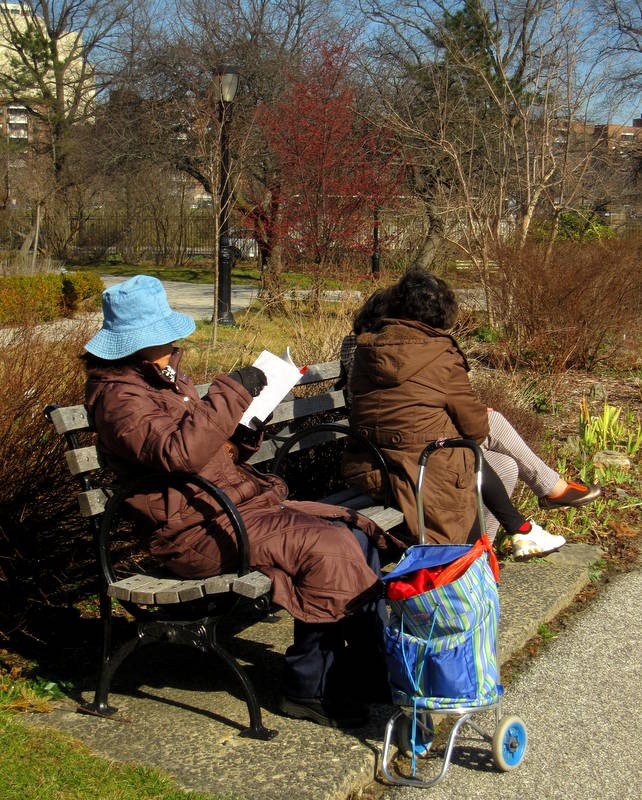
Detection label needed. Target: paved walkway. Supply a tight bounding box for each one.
[22,544,605,800]
[100,276,261,319]
[100,276,363,320]
[378,560,642,800]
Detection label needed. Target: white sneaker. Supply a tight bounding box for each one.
[511,522,566,560]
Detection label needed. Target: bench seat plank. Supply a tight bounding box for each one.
[358,505,405,531]
[107,574,176,603]
[107,570,273,604]
[66,445,103,475]
[320,487,364,505]
[233,571,273,599]
[195,360,341,399]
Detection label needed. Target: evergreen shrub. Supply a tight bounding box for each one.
[0,272,102,325]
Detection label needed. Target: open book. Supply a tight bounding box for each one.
[238,348,306,430]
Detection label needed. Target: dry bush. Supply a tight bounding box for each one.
[490,240,642,370]
[0,322,94,509]
[285,292,362,365]
[470,367,556,452]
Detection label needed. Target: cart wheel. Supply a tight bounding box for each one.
[396,713,434,759]
[492,715,527,771]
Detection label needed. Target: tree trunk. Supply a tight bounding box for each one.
[410,202,444,271]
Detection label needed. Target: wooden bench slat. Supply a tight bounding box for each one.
[203,573,235,594]
[154,580,202,604]
[173,579,208,602]
[107,571,273,604]
[66,445,103,475]
[270,390,346,425]
[233,571,272,599]
[195,360,341,400]
[320,487,364,505]
[107,574,163,602]
[78,487,110,517]
[130,576,186,604]
[298,360,340,384]
[49,404,91,434]
[330,493,380,510]
[358,505,405,531]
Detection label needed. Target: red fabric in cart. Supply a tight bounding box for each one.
[387,534,500,600]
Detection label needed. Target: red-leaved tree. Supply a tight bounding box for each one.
[257,40,403,291]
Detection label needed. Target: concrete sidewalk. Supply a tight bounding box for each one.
[24,543,603,800]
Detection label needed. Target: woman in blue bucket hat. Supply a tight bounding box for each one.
[83,275,399,727]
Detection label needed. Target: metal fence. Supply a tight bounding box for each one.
[0,213,259,261]
[1,211,639,263]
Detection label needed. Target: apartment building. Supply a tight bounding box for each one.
[0,2,94,147]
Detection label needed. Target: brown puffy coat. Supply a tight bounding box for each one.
[344,319,489,545]
[85,349,395,624]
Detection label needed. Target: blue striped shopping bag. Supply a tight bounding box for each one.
[383,540,503,710]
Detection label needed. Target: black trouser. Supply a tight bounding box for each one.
[482,459,526,533]
[468,460,527,541]
[282,528,389,702]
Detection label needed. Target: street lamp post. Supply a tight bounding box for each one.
[215,66,239,325]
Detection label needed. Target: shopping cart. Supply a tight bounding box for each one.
[380,439,527,787]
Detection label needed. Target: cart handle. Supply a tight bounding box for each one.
[416,439,486,546]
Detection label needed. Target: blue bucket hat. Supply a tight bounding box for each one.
[84,275,196,360]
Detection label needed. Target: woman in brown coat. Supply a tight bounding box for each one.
[345,269,571,557]
[83,275,394,728]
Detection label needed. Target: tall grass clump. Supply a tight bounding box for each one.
[0,321,98,635]
[0,323,95,510]
[490,239,642,370]
[184,290,363,382]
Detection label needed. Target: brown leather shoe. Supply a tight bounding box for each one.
[538,482,602,509]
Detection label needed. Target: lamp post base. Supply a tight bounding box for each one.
[216,311,236,326]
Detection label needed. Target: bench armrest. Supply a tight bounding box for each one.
[270,422,394,508]
[97,472,250,587]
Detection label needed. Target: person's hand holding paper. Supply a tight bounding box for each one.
[238,349,304,429]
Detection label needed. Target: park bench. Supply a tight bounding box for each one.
[44,359,404,740]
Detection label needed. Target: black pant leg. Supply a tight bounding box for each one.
[482,458,526,533]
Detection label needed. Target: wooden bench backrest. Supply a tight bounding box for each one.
[47,359,405,604]
[48,361,346,519]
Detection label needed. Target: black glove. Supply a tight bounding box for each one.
[250,411,274,431]
[228,366,267,397]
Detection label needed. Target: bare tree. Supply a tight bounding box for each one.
[129,0,343,302]
[359,0,621,323]
[0,0,143,259]
[592,0,642,98]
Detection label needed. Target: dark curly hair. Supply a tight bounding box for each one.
[387,268,458,330]
[352,286,393,334]
[80,351,137,373]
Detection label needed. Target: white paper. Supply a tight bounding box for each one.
[238,350,302,429]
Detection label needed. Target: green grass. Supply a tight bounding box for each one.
[73,260,350,290]
[0,711,231,800]
[75,261,262,286]
[537,622,557,642]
